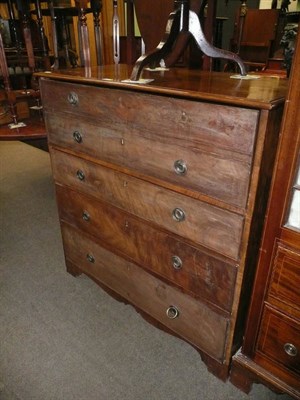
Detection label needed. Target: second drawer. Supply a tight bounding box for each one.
[51,149,244,260]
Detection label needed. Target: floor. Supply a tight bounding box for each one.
[0,140,294,400]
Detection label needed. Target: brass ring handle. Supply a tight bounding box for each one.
[82,210,90,221]
[86,253,95,263]
[174,159,187,175]
[76,170,85,181]
[68,91,79,105]
[172,208,185,222]
[73,131,82,143]
[172,255,183,270]
[166,306,179,319]
[284,343,298,357]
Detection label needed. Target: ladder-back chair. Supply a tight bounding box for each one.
[231,6,279,71]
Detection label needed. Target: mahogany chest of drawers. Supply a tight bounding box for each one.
[38,66,287,379]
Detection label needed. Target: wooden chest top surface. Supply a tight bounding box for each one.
[36,65,287,110]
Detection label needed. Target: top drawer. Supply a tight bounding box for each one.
[42,79,259,208]
[40,79,259,157]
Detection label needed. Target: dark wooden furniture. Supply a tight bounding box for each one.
[31,1,103,69]
[37,66,287,380]
[129,0,247,80]
[1,0,50,77]
[49,2,101,68]
[121,2,228,72]
[0,0,46,139]
[230,31,300,400]
[230,5,279,72]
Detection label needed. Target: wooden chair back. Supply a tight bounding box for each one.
[232,7,279,70]
[73,0,104,67]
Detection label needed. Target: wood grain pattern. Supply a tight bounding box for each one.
[42,77,258,208]
[51,149,244,260]
[38,68,287,380]
[61,222,229,360]
[55,185,238,312]
[42,79,259,156]
[37,66,287,110]
[257,306,300,378]
[268,244,300,315]
[230,35,299,398]
[45,110,253,208]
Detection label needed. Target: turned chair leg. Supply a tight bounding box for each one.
[6,0,22,50]
[34,0,51,70]
[16,0,36,73]
[75,0,91,68]
[47,0,59,69]
[91,0,104,66]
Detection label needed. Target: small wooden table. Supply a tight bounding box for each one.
[0,115,46,141]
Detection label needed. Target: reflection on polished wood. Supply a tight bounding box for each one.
[36,66,287,109]
[0,114,46,140]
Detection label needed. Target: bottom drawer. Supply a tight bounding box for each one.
[257,306,300,375]
[61,222,229,362]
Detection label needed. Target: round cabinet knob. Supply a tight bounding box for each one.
[284,343,298,357]
[174,159,187,175]
[172,255,183,270]
[73,131,82,143]
[68,91,79,105]
[76,169,85,181]
[166,306,180,319]
[172,207,185,222]
[82,210,90,221]
[86,253,95,263]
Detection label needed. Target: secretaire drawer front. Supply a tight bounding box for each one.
[46,112,252,208]
[268,244,300,313]
[61,223,229,360]
[41,80,130,126]
[51,150,244,260]
[45,112,125,166]
[41,79,259,156]
[257,306,300,375]
[56,186,237,310]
